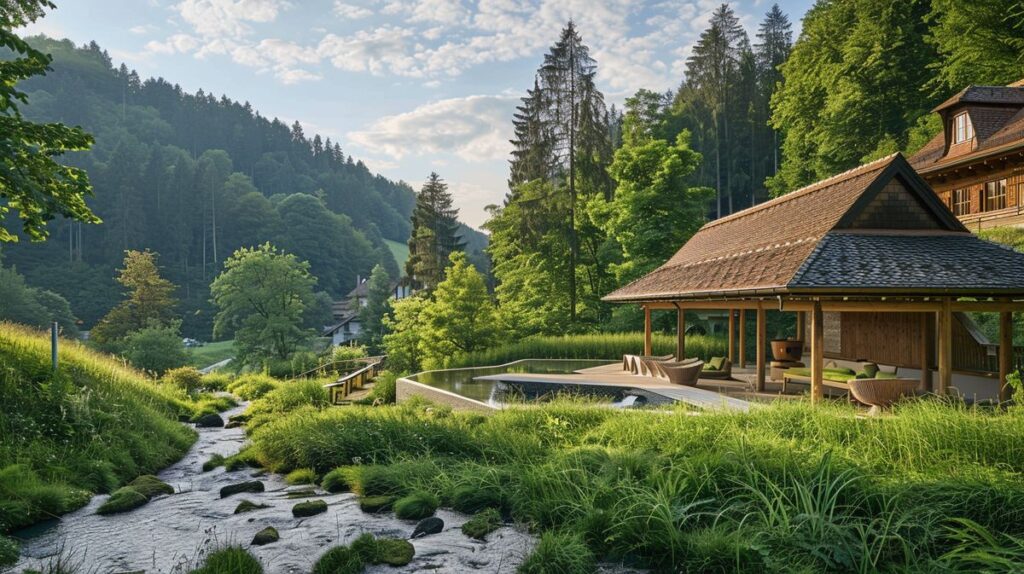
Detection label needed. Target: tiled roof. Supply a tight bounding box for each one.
[933,86,1024,112]
[603,153,1024,302]
[791,232,1024,292]
[910,89,1024,172]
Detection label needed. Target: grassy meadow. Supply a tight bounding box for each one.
[187,339,236,369]
[243,395,1024,573]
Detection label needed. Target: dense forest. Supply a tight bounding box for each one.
[0,36,485,338]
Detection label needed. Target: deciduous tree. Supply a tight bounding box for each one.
[91,250,177,344]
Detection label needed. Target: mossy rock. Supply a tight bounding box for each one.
[228,413,251,423]
[234,500,271,514]
[370,538,415,566]
[411,516,444,539]
[202,454,225,472]
[393,490,438,520]
[225,420,244,429]
[292,499,328,517]
[311,546,363,574]
[128,475,174,498]
[220,480,264,498]
[191,547,263,574]
[194,413,225,428]
[286,488,318,499]
[321,467,351,493]
[97,487,149,515]
[358,495,395,514]
[252,526,279,546]
[461,508,502,541]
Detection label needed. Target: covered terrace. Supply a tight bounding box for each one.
[604,153,1024,403]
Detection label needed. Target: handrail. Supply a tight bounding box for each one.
[321,356,387,404]
[292,355,386,380]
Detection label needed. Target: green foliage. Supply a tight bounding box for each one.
[161,366,204,394]
[358,495,395,513]
[189,547,263,574]
[244,378,330,428]
[365,538,415,566]
[447,332,726,368]
[518,531,595,574]
[127,474,173,498]
[211,243,317,365]
[125,321,188,374]
[311,545,364,574]
[91,250,178,345]
[96,486,149,515]
[187,340,236,369]
[0,264,78,336]
[599,129,714,283]
[928,0,1024,92]
[292,499,328,517]
[1007,371,1024,405]
[0,322,195,531]
[980,227,1024,253]
[381,296,428,374]
[393,490,439,520]
[226,373,279,400]
[200,372,233,392]
[285,468,318,485]
[358,264,392,350]
[0,535,17,567]
[407,172,465,290]
[461,507,502,540]
[0,2,98,243]
[367,370,397,404]
[203,454,225,472]
[417,252,499,369]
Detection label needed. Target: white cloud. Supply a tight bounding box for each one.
[144,33,200,54]
[174,0,291,39]
[130,24,157,35]
[333,1,373,19]
[347,94,517,162]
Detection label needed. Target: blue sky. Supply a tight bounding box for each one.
[21,0,814,229]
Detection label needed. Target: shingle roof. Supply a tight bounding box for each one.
[933,86,1024,112]
[603,154,1024,302]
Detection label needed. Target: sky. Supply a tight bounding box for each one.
[20,0,815,230]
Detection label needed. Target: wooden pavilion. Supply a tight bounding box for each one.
[603,153,1024,402]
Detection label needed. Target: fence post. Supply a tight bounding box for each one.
[51,322,59,372]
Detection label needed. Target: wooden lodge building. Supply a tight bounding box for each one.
[910,81,1024,231]
[604,153,1024,403]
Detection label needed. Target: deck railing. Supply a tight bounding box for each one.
[954,344,1024,375]
[319,356,386,404]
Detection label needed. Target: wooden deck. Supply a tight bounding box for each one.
[474,363,791,412]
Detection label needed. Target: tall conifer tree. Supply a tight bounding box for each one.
[406,172,463,290]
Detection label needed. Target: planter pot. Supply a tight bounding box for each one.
[771,339,804,362]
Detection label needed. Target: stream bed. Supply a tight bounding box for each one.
[12,405,535,573]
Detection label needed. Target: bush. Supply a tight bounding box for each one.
[517,531,595,574]
[0,464,89,531]
[227,374,278,400]
[331,345,369,363]
[124,322,189,375]
[247,378,331,421]
[311,545,364,574]
[190,547,263,574]
[0,535,18,567]
[161,366,204,394]
[461,507,502,540]
[367,370,397,404]
[393,490,439,520]
[202,372,233,392]
[285,468,318,485]
[321,467,352,493]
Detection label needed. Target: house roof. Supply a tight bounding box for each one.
[323,312,360,336]
[933,85,1024,113]
[603,153,1024,302]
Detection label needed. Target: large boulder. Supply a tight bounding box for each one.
[97,487,148,515]
[220,480,264,498]
[194,413,224,428]
[411,516,444,538]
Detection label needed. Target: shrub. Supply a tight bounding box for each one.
[285,468,318,485]
[331,345,369,363]
[321,467,352,493]
[0,536,18,567]
[311,545,364,574]
[125,323,189,375]
[517,531,595,574]
[161,366,204,394]
[96,487,148,515]
[461,507,502,540]
[449,484,504,514]
[0,464,89,531]
[247,378,331,421]
[201,372,233,392]
[292,499,328,517]
[393,490,438,520]
[190,547,263,574]
[367,371,397,404]
[227,374,278,400]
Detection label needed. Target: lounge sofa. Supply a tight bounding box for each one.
[701,356,732,380]
[781,359,898,394]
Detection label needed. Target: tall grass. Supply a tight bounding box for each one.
[0,322,199,533]
[247,398,1024,572]
[447,332,727,368]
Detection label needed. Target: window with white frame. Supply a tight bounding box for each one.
[953,112,974,144]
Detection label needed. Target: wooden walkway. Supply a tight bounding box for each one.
[476,363,757,412]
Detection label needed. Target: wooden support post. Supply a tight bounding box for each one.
[739,309,747,368]
[795,311,804,343]
[938,298,953,396]
[727,309,736,363]
[919,313,933,392]
[676,306,686,360]
[643,305,652,356]
[810,301,824,403]
[756,306,767,392]
[999,311,1013,403]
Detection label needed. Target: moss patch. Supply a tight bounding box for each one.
[234,500,270,514]
[393,490,438,520]
[97,487,149,515]
[311,546,363,574]
[292,499,328,517]
[251,526,279,546]
[189,546,263,574]
[351,534,414,567]
[127,475,174,498]
[461,507,502,541]
[321,467,352,493]
[202,454,226,472]
[358,495,395,514]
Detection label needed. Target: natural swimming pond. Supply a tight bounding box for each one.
[408,359,674,407]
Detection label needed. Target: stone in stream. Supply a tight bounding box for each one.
[193,413,224,428]
[96,487,149,515]
[234,500,270,514]
[127,475,174,498]
[251,526,279,545]
[358,495,395,514]
[220,480,264,498]
[224,420,243,429]
[292,499,328,517]
[411,516,444,538]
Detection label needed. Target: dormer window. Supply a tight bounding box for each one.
[953,112,974,144]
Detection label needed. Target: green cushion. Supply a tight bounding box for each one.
[862,363,879,378]
[707,356,726,371]
[874,371,897,380]
[788,367,857,381]
[855,372,869,379]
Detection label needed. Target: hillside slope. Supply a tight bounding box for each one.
[0,323,196,532]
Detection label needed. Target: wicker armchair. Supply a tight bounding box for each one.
[647,357,700,379]
[662,360,704,386]
[625,354,673,375]
[848,378,919,415]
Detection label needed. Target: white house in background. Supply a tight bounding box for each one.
[323,275,413,346]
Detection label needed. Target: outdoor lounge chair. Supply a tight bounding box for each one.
[848,378,919,415]
[700,357,732,380]
[662,360,704,386]
[646,357,701,379]
[624,354,673,375]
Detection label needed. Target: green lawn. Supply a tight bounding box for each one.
[188,339,235,368]
[384,239,409,276]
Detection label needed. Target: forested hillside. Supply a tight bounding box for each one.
[0,37,483,337]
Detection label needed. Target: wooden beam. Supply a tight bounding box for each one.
[676,306,686,360]
[738,309,747,368]
[795,310,804,343]
[938,298,953,395]
[639,299,1024,313]
[1000,310,1014,403]
[756,306,767,392]
[919,312,933,393]
[727,309,735,363]
[643,305,652,356]
[811,301,824,404]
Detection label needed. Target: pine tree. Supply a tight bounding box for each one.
[406,172,464,290]
[755,4,793,178]
[509,78,555,191]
